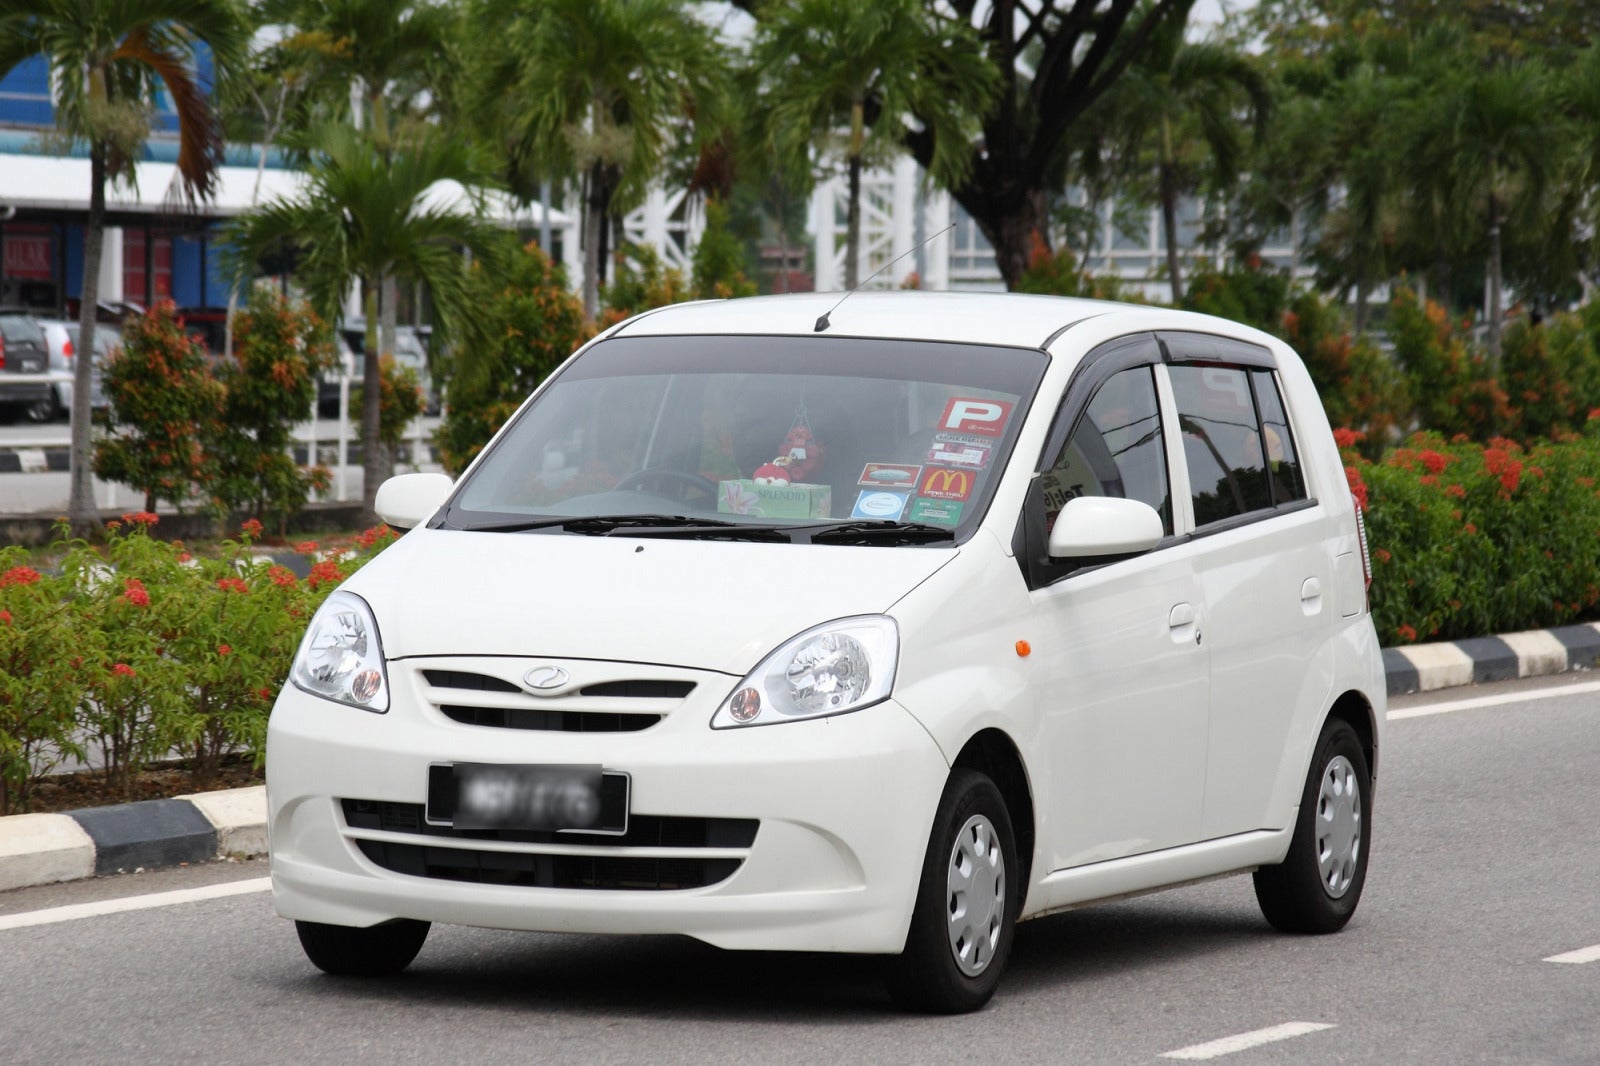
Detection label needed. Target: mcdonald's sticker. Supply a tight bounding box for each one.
[918,466,975,502]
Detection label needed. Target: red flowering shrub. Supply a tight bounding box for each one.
[1355,431,1600,643]
[0,519,398,810]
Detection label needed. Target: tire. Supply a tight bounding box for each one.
[24,389,59,423]
[295,918,430,976]
[1253,718,1371,934]
[886,769,1018,1013]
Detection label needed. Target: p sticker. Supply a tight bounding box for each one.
[939,397,1013,437]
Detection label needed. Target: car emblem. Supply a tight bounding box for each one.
[523,666,571,692]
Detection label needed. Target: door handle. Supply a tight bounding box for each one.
[1169,603,1196,628]
[1300,577,1323,616]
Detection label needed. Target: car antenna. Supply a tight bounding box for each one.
[814,223,955,333]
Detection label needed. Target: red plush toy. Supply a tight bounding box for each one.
[752,423,825,485]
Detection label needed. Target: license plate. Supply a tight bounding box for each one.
[427,764,629,833]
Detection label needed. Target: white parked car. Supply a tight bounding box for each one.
[267,291,1385,1012]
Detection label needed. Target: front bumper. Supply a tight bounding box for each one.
[266,655,950,954]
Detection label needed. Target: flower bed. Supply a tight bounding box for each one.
[0,516,395,814]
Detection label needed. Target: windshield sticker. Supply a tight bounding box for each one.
[909,498,965,526]
[852,490,911,520]
[858,462,922,487]
[917,466,976,502]
[926,434,993,469]
[938,397,1013,437]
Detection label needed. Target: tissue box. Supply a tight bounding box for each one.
[718,479,833,519]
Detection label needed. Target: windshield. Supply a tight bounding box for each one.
[439,334,1048,545]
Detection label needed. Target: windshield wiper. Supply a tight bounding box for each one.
[454,514,787,540]
[806,520,956,545]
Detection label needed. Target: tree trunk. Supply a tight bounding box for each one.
[380,274,399,484]
[582,165,603,320]
[1487,183,1504,373]
[845,152,862,290]
[69,141,108,536]
[361,285,383,521]
[1161,161,1183,305]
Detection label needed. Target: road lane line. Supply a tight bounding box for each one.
[0,877,271,931]
[1161,1022,1335,1060]
[1388,679,1600,721]
[1545,943,1600,964]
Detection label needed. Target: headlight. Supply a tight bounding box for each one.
[712,616,898,729]
[289,590,389,713]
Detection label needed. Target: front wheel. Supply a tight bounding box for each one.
[886,769,1017,1013]
[295,918,430,976]
[1253,718,1371,933]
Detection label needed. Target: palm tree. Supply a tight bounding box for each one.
[1433,62,1557,366]
[467,0,729,319]
[1088,0,1269,303]
[224,125,503,518]
[752,0,998,289]
[0,0,248,534]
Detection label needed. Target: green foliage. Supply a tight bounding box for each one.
[1388,287,1509,439]
[601,243,696,324]
[94,303,225,513]
[1346,428,1600,644]
[436,240,595,475]
[0,517,398,811]
[1181,262,1293,332]
[210,291,336,530]
[691,199,758,301]
[1013,237,1129,300]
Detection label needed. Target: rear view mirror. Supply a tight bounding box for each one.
[1047,496,1163,560]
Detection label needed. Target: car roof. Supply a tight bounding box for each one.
[606,290,1260,351]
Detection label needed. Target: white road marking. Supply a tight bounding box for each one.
[1545,943,1600,964]
[0,877,271,931]
[1388,679,1600,721]
[1161,1022,1335,1060]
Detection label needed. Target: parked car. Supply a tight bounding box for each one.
[268,292,1385,1012]
[0,307,52,422]
[338,322,439,415]
[61,321,116,416]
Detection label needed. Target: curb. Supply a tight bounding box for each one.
[0,785,264,893]
[2,625,1598,895]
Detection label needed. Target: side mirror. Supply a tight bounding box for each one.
[374,472,453,531]
[1047,496,1163,560]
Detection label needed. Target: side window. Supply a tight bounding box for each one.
[1253,369,1308,504]
[1041,365,1172,534]
[1170,364,1304,528]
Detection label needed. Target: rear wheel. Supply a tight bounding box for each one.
[295,918,430,976]
[886,769,1017,1013]
[1253,718,1371,933]
[24,389,60,423]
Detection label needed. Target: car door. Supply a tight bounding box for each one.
[1159,333,1335,840]
[1019,336,1211,870]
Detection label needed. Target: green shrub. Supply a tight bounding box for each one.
[0,516,398,811]
[1345,427,1600,644]
[94,302,225,513]
[1013,234,1128,300]
[436,240,594,475]
[211,291,336,530]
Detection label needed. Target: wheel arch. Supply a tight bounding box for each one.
[951,728,1035,890]
[1326,688,1378,783]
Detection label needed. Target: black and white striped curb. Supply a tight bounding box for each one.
[1384,624,1600,695]
[0,445,70,474]
[0,786,264,892]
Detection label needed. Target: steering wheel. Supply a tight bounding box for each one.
[613,468,720,505]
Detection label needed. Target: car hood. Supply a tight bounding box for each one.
[349,528,958,675]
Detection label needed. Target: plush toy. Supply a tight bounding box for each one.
[752,420,825,485]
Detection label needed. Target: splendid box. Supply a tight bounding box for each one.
[718,479,833,518]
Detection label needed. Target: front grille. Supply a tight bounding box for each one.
[341,800,755,892]
[417,666,696,733]
[341,800,759,849]
[354,839,741,890]
[439,705,660,732]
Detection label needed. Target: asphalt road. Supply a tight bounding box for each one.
[1,675,1595,1064]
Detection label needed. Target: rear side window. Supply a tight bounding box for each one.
[1,315,44,345]
[1170,365,1306,528]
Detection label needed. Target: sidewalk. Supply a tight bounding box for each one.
[2,622,1597,894]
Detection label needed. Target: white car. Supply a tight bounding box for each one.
[267,291,1385,1012]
